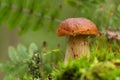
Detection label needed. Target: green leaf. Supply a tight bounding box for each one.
[0,62,13,73]
[50,8,61,20]
[8,47,20,63]
[18,14,30,35]
[8,9,23,29]
[17,44,29,62]
[65,0,77,7]
[32,15,43,31]
[0,6,11,25]
[28,43,38,58]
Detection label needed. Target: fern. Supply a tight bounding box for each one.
[0,0,120,34]
[0,43,63,79]
[0,0,62,34]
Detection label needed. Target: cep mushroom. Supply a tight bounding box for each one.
[57,18,98,63]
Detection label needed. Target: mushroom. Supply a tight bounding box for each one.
[57,18,98,64]
[107,29,120,41]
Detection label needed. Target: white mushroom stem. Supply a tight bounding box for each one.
[64,35,90,64]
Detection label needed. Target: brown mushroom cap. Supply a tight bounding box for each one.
[57,18,98,36]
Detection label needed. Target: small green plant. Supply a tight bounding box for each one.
[0,43,63,80]
[52,56,120,80]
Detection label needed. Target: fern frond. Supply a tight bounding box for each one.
[0,0,120,34]
[0,0,62,34]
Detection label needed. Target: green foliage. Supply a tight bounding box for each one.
[52,55,120,80]
[0,43,38,79]
[0,0,62,34]
[0,0,120,34]
[52,35,120,80]
[82,62,120,80]
[8,43,37,63]
[0,43,63,80]
[65,0,120,30]
[0,0,120,79]
[1,34,120,80]
[52,57,90,80]
[8,47,20,63]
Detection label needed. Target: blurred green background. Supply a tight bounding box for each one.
[0,26,66,62]
[0,0,120,79]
